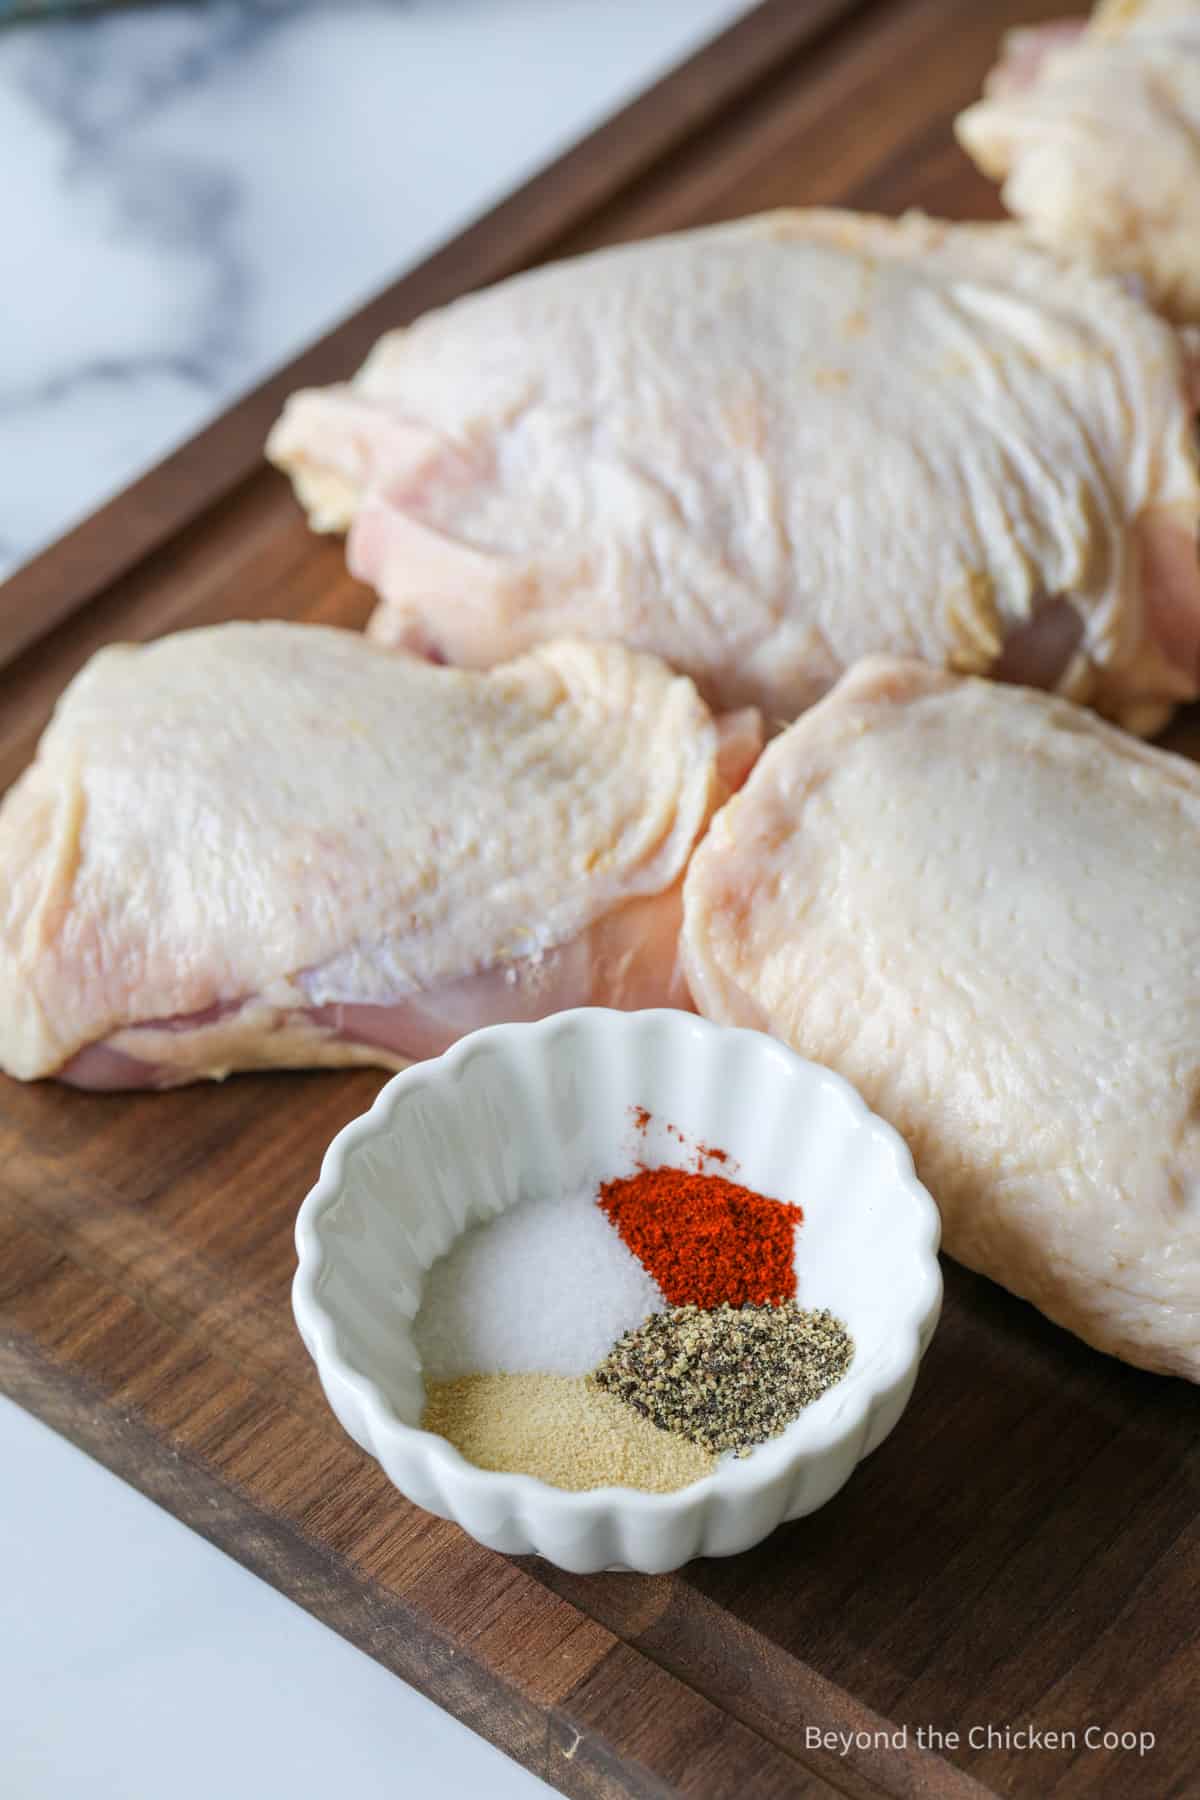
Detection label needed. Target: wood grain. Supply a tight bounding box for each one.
[1,3,1197,1798]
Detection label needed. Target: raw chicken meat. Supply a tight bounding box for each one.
[958,2,1200,322]
[682,656,1200,1380]
[267,209,1200,736]
[0,623,747,1089]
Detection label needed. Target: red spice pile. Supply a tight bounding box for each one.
[597,1165,803,1309]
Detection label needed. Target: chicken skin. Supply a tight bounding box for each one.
[958,2,1200,324]
[683,657,1200,1380]
[0,624,744,1088]
[268,209,1200,735]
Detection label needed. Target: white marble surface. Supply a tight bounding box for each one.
[0,0,752,582]
[0,1397,552,1799]
[0,3,755,1792]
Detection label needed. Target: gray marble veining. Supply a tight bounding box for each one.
[0,0,750,582]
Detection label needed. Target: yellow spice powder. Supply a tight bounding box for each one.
[422,1372,715,1494]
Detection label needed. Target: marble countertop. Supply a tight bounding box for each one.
[1,1398,554,1800]
[0,0,750,584]
[0,3,752,1794]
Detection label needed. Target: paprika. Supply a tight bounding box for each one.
[597,1163,802,1309]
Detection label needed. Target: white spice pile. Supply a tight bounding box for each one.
[413,1184,664,1380]
[423,1373,716,1493]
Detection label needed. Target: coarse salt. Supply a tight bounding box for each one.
[414,1183,665,1381]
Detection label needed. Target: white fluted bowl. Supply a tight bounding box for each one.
[292,1008,942,1573]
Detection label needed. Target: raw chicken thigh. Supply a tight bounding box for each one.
[683,657,1200,1380]
[958,2,1200,322]
[0,624,741,1089]
[268,209,1200,735]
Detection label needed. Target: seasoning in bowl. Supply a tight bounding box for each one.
[591,1303,854,1457]
[598,1165,803,1307]
[415,1108,855,1493]
[414,1184,661,1381]
[422,1373,715,1493]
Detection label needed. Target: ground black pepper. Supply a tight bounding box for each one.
[591,1303,854,1456]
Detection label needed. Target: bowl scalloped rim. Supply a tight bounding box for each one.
[292,1008,943,1570]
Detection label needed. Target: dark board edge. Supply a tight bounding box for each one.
[0,0,876,673]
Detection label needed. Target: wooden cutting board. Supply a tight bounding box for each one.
[2,4,1196,1796]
